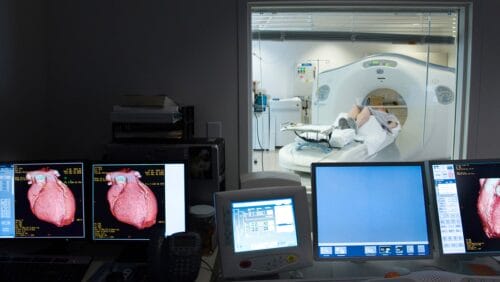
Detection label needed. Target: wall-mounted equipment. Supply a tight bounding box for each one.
[296,63,315,83]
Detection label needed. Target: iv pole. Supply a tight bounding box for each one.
[307,59,330,124]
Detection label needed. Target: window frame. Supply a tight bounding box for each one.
[238,1,473,176]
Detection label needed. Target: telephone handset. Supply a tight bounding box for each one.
[148,225,202,282]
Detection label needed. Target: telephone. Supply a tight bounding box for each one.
[148,226,202,282]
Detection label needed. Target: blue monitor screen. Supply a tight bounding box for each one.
[430,159,500,256]
[312,162,431,260]
[0,162,85,239]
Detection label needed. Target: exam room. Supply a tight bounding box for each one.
[250,9,462,185]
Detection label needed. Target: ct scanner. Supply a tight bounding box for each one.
[279,53,457,172]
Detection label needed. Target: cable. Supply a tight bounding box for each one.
[256,31,265,172]
[253,111,265,171]
[422,13,431,147]
[201,257,215,274]
[210,269,223,282]
[258,31,263,92]
[201,257,225,282]
[261,140,264,171]
[254,112,264,150]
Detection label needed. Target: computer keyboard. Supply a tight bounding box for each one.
[0,254,91,282]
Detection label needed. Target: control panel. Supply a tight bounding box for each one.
[363,59,398,68]
[238,253,300,273]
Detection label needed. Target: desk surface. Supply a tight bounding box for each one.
[82,248,219,282]
[0,240,219,282]
[216,256,499,282]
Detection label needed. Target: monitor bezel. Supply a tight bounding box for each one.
[90,160,189,242]
[0,160,87,241]
[214,185,313,278]
[428,158,500,258]
[311,161,434,261]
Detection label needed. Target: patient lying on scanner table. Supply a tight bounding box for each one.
[282,104,401,153]
[340,104,399,133]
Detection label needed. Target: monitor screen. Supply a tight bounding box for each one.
[232,197,298,253]
[429,159,500,256]
[214,186,312,278]
[91,162,187,240]
[312,162,432,260]
[0,162,85,239]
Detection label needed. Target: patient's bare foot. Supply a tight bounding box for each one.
[338,117,357,132]
[338,117,349,129]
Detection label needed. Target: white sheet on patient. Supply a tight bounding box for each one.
[284,112,400,154]
[329,128,355,148]
[358,115,398,155]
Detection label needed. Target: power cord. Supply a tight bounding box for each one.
[203,256,223,282]
[201,257,215,274]
[254,111,265,171]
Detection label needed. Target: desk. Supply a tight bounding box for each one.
[82,248,219,282]
[196,248,219,282]
[216,257,499,282]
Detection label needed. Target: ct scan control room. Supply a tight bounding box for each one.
[1,0,500,281]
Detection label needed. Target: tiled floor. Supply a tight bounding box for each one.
[251,149,311,189]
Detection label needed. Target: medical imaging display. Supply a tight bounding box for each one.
[92,163,187,240]
[312,162,431,260]
[26,168,76,227]
[430,160,500,255]
[478,178,499,239]
[214,186,312,278]
[106,169,158,230]
[0,162,85,239]
[93,164,165,240]
[232,198,298,253]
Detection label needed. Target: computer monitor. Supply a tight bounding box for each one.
[429,159,500,256]
[0,161,85,239]
[312,162,432,260]
[214,185,313,278]
[91,162,187,240]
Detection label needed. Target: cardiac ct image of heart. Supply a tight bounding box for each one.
[477,178,500,239]
[106,169,158,230]
[26,168,76,228]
